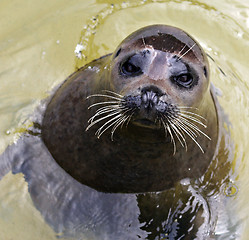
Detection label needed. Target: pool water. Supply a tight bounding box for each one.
[0,0,248,239]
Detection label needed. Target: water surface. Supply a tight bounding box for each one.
[0,0,249,239]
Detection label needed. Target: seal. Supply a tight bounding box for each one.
[42,25,219,193]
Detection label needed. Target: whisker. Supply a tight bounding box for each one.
[94,105,120,113]
[86,111,121,131]
[96,114,123,138]
[178,106,198,109]
[173,120,204,153]
[177,117,211,140]
[178,43,196,60]
[179,110,207,121]
[173,118,198,138]
[88,107,121,123]
[142,36,146,48]
[102,90,124,98]
[177,44,187,57]
[85,89,133,138]
[88,101,121,109]
[95,108,131,138]
[93,105,126,116]
[162,114,188,151]
[88,105,120,120]
[170,123,186,148]
[111,115,130,141]
[173,116,208,153]
[125,110,135,127]
[178,114,207,128]
[86,94,122,101]
[167,118,187,150]
[169,112,199,139]
[161,118,176,155]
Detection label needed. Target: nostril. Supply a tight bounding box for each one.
[152,94,158,104]
[142,92,148,103]
[141,90,160,109]
[140,86,164,110]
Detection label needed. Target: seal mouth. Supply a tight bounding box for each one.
[132,118,158,128]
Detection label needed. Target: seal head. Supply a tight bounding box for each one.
[109,25,209,131]
[42,25,218,193]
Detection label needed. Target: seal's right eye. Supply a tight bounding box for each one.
[120,55,143,77]
[172,73,194,88]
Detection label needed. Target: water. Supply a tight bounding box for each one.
[0,0,249,239]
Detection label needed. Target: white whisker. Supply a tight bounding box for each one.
[167,118,187,150]
[177,44,187,57]
[86,94,122,101]
[88,101,121,109]
[179,110,207,121]
[142,36,146,48]
[111,115,130,141]
[178,106,198,109]
[88,107,121,123]
[173,118,198,138]
[178,114,207,128]
[125,111,135,127]
[88,106,120,121]
[177,117,211,140]
[93,105,125,116]
[94,105,120,113]
[161,118,176,155]
[86,90,133,138]
[173,119,204,153]
[102,90,124,98]
[96,114,123,138]
[86,111,121,131]
[178,43,196,60]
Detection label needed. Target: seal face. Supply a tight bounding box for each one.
[42,25,218,193]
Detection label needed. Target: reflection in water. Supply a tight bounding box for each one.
[137,186,210,239]
[0,134,146,239]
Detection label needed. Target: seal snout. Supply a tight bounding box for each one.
[133,85,167,126]
[122,85,176,129]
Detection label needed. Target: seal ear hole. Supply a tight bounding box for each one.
[114,48,122,58]
[203,66,208,78]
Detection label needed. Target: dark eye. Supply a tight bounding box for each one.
[120,57,143,77]
[173,74,193,88]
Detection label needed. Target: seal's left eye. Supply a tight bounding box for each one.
[173,74,193,88]
[120,56,143,77]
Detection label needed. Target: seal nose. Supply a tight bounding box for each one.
[141,86,162,110]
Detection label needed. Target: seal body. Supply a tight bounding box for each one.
[42,25,218,193]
